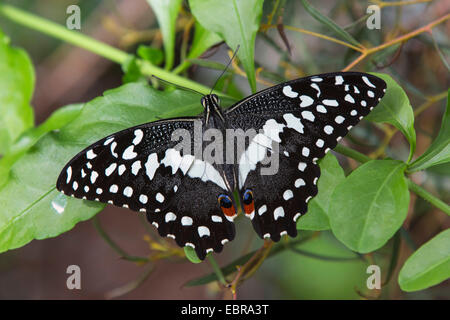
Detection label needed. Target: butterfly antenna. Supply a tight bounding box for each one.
[151,75,204,96]
[210,45,240,95]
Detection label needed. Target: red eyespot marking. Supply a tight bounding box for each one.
[242,189,255,216]
[218,194,236,218]
[221,205,236,217]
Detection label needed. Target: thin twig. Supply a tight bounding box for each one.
[92,216,149,263]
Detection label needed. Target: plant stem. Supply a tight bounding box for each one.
[334,144,372,163]
[407,180,450,215]
[207,255,227,286]
[342,13,450,70]
[0,4,214,95]
[0,4,129,64]
[92,216,149,263]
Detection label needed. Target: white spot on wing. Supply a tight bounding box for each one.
[302,111,315,122]
[90,171,99,184]
[181,216,193,226]
[110,142,118,158]
[105,163,117,176]
[316,139,324,148]
[86,149,96,159]
[298,162,307,171]
[123,186,133,197]
[283,113,304,134]
[274,207,285,220]
[156,192,165,203]
[145,153,159,180]
[283,189,294,200]
[311,83,321,97]
[316,105,327,113]
[131,160,141,175]
[198,226,210,237]
[187,159,205,179]
[345,94,355,103]
[295,178,305,188]
[161,148,182,174]
[66,167,72,184]
[302,147,310,157]
[362,76,376,88]
[118,164,126,176]
[300,95,314,107]
[324,125,334,135]
[323,99,339,107]
[335,116,345,124]
[201,162,227,190]
[139,194,148,204]
[258,205,267,215]
[262,119,285,143]
[104,137,114,145]
[282,85,298,98]
[133,129,144,145]
[165,212,176,222]
[122,145,137,160]
[179,154,195,175]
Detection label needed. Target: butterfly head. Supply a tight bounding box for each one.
[201,94,220,110]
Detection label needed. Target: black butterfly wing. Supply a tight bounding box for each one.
[226,72,386,240]
[56,118,235,260]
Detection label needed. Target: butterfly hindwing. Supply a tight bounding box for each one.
[239,151,320,241]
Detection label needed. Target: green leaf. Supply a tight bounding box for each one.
[0,29,34,155]
[189,0,264,93]
[366,73,416,163]
[0,103,83,188]
[147,0,183,70]
[188,22,222,61]
[408,90,450,172]
[0,83,203,253]
[329,160,409,253]
[184,246,202,264]
[300,0,361,48]
[121,56,147,84]
[297,153,345,231]
[398,229,450,292]
[174,22,222,74]
[137,45,164,65]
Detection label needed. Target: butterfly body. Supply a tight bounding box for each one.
[57,72,386,260]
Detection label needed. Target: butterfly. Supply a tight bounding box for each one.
[56,72,386,260]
